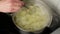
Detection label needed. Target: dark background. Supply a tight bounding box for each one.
[0,12,60,34]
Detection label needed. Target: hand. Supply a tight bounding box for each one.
[0,0,24,13]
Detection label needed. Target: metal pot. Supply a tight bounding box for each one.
[12,0,53,34]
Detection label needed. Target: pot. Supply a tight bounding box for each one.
[12,0,52,34]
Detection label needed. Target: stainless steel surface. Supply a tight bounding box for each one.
[51,28,60,34]
[42,0,60,15]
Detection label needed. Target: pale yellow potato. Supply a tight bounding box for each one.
[13,0,52,32]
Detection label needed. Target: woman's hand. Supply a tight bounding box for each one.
[0,0,24,13]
